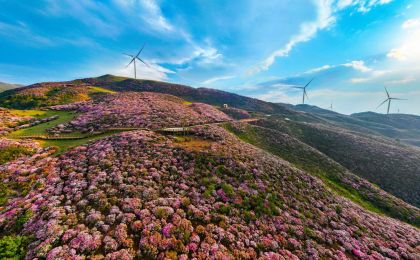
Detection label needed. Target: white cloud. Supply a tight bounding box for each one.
[337,0,393,13]
[343,60,372,72]
[250,0,335,74]
[402,18,420,29]
[112,0,174,32]
[386,77,415,85]
[387,48,407,61]
[350,77,370,83]
[387,26,420,62]
[304,65,333,74]
[202,75,235,85]
[42,0,121,37]
[111,59,174,81]
[250,0,394,75]
[139,0,174,31]
[0,21,52,45]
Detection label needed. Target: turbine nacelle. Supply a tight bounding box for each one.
[124,43,150,79]
[377,87,407,115]
[295,78,314,104]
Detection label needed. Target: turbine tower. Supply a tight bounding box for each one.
[377,87,406,115]
[295,78,314,104]
[329,101,333,111]
[124,43,148,79]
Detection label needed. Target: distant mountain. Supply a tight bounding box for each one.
[0,81,22,92]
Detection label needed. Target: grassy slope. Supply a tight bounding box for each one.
[290,104,420,147]
[9,110,79,137]
[224,122,420,226]
[0,84,115,109]
[253,117,420,206]
[6,110,115,154]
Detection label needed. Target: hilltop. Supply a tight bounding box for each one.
[0,75,419,258]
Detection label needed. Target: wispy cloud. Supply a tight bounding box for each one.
[139,0,174,31]
[402,18,420,29]
[336,0,393,13]
[41,0,122,37]
[386,77,416,85]
[0,21,52,45]
[249,0,335,75]
[202,75,235,85]
[113,0,174,32]
[343,60,372,72]
[249,0,394,75]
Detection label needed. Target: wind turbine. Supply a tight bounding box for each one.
[328,101,333,111]
[124,43,149,79]
[295,78,314,104]
[377,87,406,115]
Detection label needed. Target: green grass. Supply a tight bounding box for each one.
[9,110,79,137]
[88,86,116,94]
[39,131,120,155]
[0,146,34,164]
[6,109,126,155]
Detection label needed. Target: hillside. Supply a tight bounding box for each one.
[1,126,419,259]
[224,122,420,226]
[253,116,420,208]
[46,92,230,135]
[0,82,113,109]
[0,76,419,258]
[0,82,22,93]
[290,104,420,147]
[80,75,310,118]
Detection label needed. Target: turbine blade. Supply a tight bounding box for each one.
[135,43,146,58]
[125,58,135,68]
[136,57,150,67]
[304,90,309,99]
[123,53,134,58]
[391,98,407,100]
[384,87,390,98]
[377,99,389,108]
[304,78,314,89]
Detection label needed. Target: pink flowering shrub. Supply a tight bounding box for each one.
[0,126,418,259]
[0,108,33,135]
[49,92,231,133]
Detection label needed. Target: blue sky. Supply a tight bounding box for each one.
[1,0,419,114]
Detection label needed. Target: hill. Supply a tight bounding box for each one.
[290,104,420,147]
[253,116,420,208]
[0,126,418,259]
[0,76,419,258]
[224,122,420,225]
[0,82,113,109]
[0,82,22,93]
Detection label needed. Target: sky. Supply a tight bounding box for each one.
[0,0,419,115]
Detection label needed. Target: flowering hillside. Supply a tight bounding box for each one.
[49,92,231,133]
[0,108,32,135]
[0,126,419,259]
[224,122,420,226]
